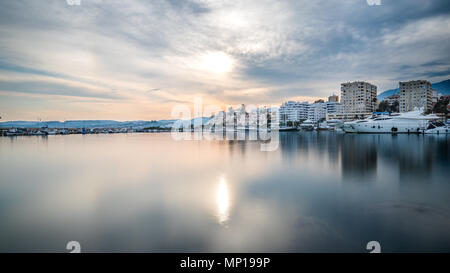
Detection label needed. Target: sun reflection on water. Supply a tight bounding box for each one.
[216,176,230,226]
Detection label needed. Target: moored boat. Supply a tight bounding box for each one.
[352,110,439,134]
[326,119,344,131]
[278,126,298,132]
[299,120,315,131]
[425,122,450,134]
[317,122,331,131]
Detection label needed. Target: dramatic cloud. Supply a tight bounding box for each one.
[0,0,449,120]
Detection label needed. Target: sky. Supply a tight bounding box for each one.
[0,0,449,121]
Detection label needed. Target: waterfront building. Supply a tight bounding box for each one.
[308,102,327,123]
[341,81,377,114]
[399,80,433,112]
[325,101,342,114]
[432,90,438,106]
[279,101,309,123]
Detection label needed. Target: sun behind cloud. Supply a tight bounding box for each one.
[199,52,234,74]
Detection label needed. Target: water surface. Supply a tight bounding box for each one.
[0,132,449,252]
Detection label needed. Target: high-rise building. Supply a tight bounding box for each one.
[341,81,377,114]
[399,80,433,112]
[279,101,309,123]
[432,90,438,106]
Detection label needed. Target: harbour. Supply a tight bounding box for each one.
[1,0,450,259]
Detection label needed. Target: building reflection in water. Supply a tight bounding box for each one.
[1,132,449,252]
[278,132,448,184]
[341,134,378,180]
[216,176,231,226]
[339,134,441,182]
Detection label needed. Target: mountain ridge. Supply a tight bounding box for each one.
[0,120,177,129]
[0,118,212,129]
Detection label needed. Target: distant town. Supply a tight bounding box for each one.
[1,79,449,136]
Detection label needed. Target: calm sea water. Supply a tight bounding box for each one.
[0,132,449,253]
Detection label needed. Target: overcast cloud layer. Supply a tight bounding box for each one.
[0,0,449,120]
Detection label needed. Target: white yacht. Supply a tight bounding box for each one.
[32,130,47,135]
[343,118,372,133]
[425,122,450,134]
[299,120,315,131]
[278,126,298,132]
[317,122,331,131]
[352,110,440,134]
[326,119,344,131]
[425,126,450,134]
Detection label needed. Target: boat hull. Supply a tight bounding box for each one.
[342,124,357,133]
[279,127,298,132]
[425,127,450,134]
[353,122,427,134]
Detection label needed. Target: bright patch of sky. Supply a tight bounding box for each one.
[0,0,449,120]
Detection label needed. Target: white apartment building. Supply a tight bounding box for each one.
[399,80,433,112]
[280,101,309,123]
[325,102,342,114]
[341,81,377,114]
[280,100,343,123]
[308,103,327,123]
[432,90,438,105]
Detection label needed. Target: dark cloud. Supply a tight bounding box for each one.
[166,0,210,14]
[0,81,124,100]
[235,0,450,91]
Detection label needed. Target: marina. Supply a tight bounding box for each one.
[2,107,448,137]
[0,0,450,259]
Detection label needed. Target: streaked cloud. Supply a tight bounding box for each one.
[0,0,449,120]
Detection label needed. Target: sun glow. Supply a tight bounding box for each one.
[200,52,233,74]
[216,176,230,225]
